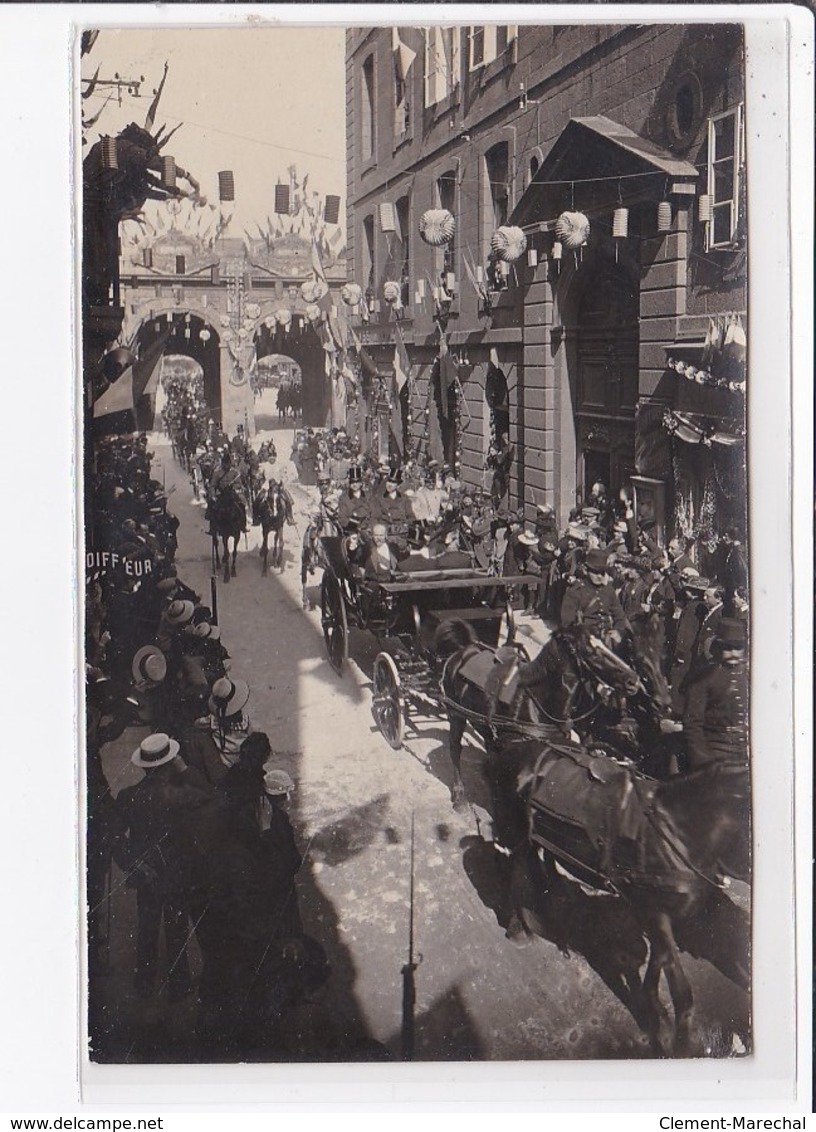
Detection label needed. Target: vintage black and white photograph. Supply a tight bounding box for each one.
[81,19,754,1067]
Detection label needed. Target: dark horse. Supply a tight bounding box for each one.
[515,748,750,1055]
[210,482,246,583]
[435,618,672,810]
[257,481,294,575]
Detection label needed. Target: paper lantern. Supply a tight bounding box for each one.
[379,202,397,232]
[340,282,363,307]
[324,194,341,225]
[218,171,235,202]
[101,136,118,170]
[657,201,673,233]
[490,225,527,263]
[143,248,153,268]
[554,212,590,248]
[301,278,328,303]
[698,194,713,223]
[305,303,321,322]
[418,209,455,247]
[551,242,563,261]
[527,248,538,268]
[274,183,290,214]
[612,208,629,238]
[275,308,292,327]
[199,328,211,342]
[161,156,176,189]
[383,281,402,306]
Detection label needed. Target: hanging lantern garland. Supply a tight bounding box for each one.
[419,209,456,247]
[383,280,403,311]
[666,356,746,394]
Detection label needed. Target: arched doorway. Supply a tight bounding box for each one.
[571,261,639,500]
[254,322,329,428]
[254,353,303,429]
[133,313,221,431]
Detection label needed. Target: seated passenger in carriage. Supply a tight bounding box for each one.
[362,523,406,581]
[336,465,372,533]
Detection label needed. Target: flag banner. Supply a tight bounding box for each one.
[311,240,327,283]
[390,379,405,457]
[93,367,134,418]
[438,353,457,420]
[394,328,411,392]
[392,27,417,81]
[132,326,172,402]
[144,61,169,132]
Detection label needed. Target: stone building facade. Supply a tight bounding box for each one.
[346,24,747,544]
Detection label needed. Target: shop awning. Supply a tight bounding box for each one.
[510,116,699,230]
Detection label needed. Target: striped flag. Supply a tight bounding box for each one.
[93,368,134,418]
[311,240,327,283]
[393,326,410,392]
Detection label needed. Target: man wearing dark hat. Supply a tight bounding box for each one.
[682,618,748,768]
[337,465,372,532]
[560,547,630,648]
[371,464,411,534]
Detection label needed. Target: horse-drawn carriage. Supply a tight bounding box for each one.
[317,534,530,748]
[318,533,750,1053]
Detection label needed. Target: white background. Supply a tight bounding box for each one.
[0,3,811,1119]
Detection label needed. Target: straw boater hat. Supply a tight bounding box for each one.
[156,577,179,596]
[195,622,222,641]
[131,645,167,686]
[517,529,539,547]
[208,676,250,717]
[131,732,180,769]
[567,523,591,542]
[166,599,195,626]
[263,768,295,797]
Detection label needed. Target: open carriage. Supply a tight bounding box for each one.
[317,535,530,749]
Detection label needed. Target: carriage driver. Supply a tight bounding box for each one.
[207,448,248,528]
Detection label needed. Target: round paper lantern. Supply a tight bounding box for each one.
[341,282,363,307]
[301,278,328,303]
[305,303,321,322]
[490,226,527,263]
[199,328,211,342]
[657,201,672,233]
[383,281,402,306]
[554,211,591,249]
[418,209,456,247]
[275,308,292,327]
[612,208,629,238]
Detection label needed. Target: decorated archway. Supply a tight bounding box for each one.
[133,312,221,430]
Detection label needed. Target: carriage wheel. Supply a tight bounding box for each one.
[372,652,404,750]
[321,574,348,674]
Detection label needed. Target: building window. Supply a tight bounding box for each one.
[468,25,517,70]
[362,214,375,292]
[437,171,457,276]
[424,27,460,107]
[395,194,411,305]
[175,255,186,275]
[485,141,510,231]
[707,104,744,248]
[361,55,375,162]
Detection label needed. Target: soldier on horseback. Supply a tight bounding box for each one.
[208,448,248,534]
